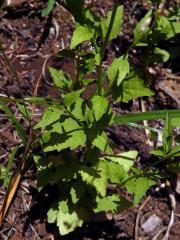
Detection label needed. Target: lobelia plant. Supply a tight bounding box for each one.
[0,0,180,236]
[33,0,180,235]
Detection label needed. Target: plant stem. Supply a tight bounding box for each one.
[97,0,119,96]
[0,42,20,85]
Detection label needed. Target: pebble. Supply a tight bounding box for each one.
[141,214,162,234]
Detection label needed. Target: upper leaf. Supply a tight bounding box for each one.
[70,25,93,49]
[101,5,124,41]
[107,55,130,86]
[92,96,109,121]
[94,194,123,213]
[134,10,152,43]
[125,176,155,205]
[117,72,154,103]
[34,107,62,130]
[102,150,137,172]
[49,67,72,89]
[79,161,108,197]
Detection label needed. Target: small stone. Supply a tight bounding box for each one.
[141,214,162,234]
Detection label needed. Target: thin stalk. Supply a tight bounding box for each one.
[0,42,20,85]
[0,41,31,126]
[97,0,119,95]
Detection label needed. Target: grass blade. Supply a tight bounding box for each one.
[112,109,180,125]
[0,100,27,143]
[4,146,19,188]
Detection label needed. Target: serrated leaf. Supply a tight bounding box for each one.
[70,182,85,204]
[119,72,154,103]
[105,160,125,184]
[34,107,62,130]
[49,67,71,89]
[125,177,155,205]
[156,16,180,39]
[47,207,58,223]
[107,55,130,86]
[134,10,152,42]
[44,129,86,152]
[64,89,84,106]
[70,25,93,49]
[67,97,84,121]
[79,161,108,197]
[92,96,109,121]
[94,194,122,213]
[58,201,84,235]
[101,5,124,41]
[102,150,137,172]
[92,131,112,154]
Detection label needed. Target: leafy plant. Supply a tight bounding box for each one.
[0,0,180,236]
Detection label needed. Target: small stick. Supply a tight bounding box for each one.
[134,196,151,240]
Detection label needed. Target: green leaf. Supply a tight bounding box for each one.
[94,194,122,213]
[171,118,180,127]
[102,150,137,172]
[17,103,30,122]
[105,160,125,184]
[107,55,130,86]
[134,10,152,42]
[67,97,84,121]
[47,207,58,223]
[79,161,108,197]
[117,55,130,86]
[101,5,124,41]
[49,67,72,89]
[48,200,88,235]
[63,89,84,106]
[70,182,85,204]
[112,109,180,125]
[150,148,164,157]
[118,72,154,103]
[0,100,27,143]
[163,114,173,153]
[125,177,155,205]
[34,106,62,130]
[92,96,109,121]
[92,131,112,154]
[41,0,55,17]
[153,47,170,62]
[44,118,86,152]
[166,145,180,158]
[156,16,180,39]
[70,25,93,49]
[4,146,19,188]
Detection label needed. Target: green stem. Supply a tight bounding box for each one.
[97,0,119,96]
[0,42,20,85]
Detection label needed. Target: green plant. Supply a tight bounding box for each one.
[0,0,180,236]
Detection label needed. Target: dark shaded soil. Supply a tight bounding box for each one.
[0,0,180,239]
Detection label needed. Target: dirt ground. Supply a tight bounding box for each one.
[0,0,180,239]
